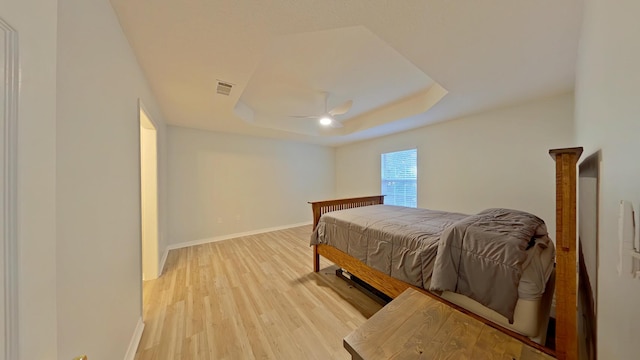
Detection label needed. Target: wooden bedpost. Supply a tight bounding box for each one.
[311,203,322,272]
[549,147,583,360]
[313,245,320,272]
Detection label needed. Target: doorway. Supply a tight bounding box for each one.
[578,151,600,360]
[140,105,159,281]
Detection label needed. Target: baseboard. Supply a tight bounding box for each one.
[158,248,169,277]
[166,221,312,251]
[124,317,144,360]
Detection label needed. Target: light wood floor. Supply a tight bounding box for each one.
[135,225,382,360]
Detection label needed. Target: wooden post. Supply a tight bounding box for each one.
[549,147,583,360]
[313,245,320,272]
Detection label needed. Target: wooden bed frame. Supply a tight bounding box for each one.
[309,147,582,360]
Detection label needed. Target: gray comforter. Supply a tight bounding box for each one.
[429,208,545,323]
[310,205,546,322]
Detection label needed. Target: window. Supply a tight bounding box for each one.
[381,149,417,207]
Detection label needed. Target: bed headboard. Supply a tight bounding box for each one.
[308,195,385,229]
[550,147,583,360]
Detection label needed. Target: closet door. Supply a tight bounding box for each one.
[1,17,19,360]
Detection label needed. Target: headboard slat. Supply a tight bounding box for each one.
[308,195,385,229]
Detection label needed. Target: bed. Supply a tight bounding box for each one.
[310,204,556,342]
[309,147,582,360]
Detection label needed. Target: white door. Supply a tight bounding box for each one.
[0,22,6,356]
[1,17,19,360]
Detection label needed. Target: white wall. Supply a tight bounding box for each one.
[56,0,167,358]
[0,1,59,358]
[575,1,640,358]
[336,94,575,238]
[167,126,335,245]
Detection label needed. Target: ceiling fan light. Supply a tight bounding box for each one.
[319,116,332,126]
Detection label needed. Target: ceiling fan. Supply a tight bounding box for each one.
[291,92,353,128]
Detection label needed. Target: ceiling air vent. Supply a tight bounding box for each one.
[216,81,233,96]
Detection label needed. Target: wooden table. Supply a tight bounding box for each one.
[343,288,555,360]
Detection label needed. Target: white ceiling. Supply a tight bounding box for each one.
[109,0,584,146]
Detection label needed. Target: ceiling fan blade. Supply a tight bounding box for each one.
[328,100,353,116]
[329,120,344,128]
[290,115,320,119]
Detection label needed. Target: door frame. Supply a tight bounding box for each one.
[1,17,20,360]
[138,101,160,281]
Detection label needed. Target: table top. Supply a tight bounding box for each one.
[343,288,555,360]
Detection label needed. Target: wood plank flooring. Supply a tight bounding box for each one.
[135,225,382,360]
[135,225,553,360]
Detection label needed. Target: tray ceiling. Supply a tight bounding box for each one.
[109,0,584,146]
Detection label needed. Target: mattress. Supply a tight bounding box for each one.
[439,238,555,342]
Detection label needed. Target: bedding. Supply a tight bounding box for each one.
[309,205,554,322]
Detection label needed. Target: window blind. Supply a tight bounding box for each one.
[381,149,417,207]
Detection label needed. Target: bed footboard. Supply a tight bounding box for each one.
[308,195,384,272]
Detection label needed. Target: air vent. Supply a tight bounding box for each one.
[216,81,233,96]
